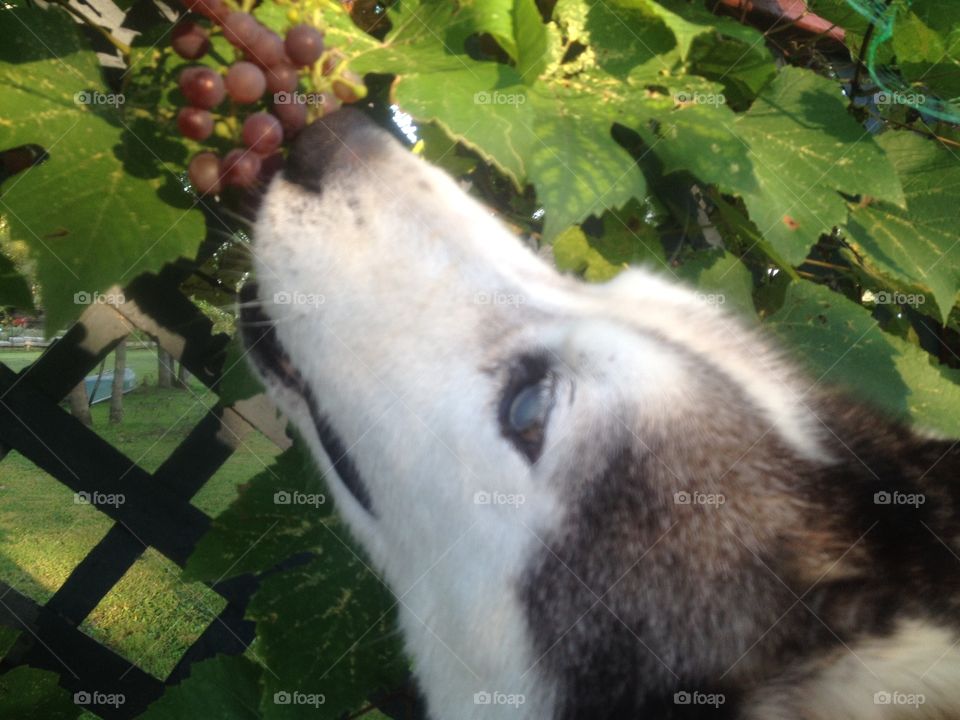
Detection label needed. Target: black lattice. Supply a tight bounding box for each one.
[0,266,422,719]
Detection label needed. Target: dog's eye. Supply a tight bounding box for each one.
[509,384,550,433]
[500,355,556,463]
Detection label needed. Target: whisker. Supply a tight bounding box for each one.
[214,205,257,227]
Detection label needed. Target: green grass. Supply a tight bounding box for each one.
[0,348,282,681]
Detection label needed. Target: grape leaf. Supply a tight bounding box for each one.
[348,0,666,239]
[891,1,960,103]
[184,443,333,582]
[348,0,904,250]
[674,248,757,320]
[0,666,80,720]
[218,333,266,406]
[0,3,203,333]
[553,202,665,281]
[464,0,552,80]
[138,655,262,720]
[0,250,32,309]
[635,67,905,266]
[641,0,716,61]
[184,440,405,718]
[844,131,960,324]
[250,553,405,720]
[767,281,960,436]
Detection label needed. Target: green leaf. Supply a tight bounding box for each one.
[219,334,265,406]
[766,281,960,436]
[0,666,80,720]
[891,1,960,103]
[464,0,552,80]
[514,0,552,81]
[350,0,656,239]
[674,249,757,320]
[639,67,905,266]
[138,655,262,720]
[582,0,679,81]
[552,202,665,281]
[0,626,19,658]
[734,67,909,258]
[0,250,32,309]
[185,438,404,719]
[527,84,647,240]
[0,3,203,333]
[844,131,960,324]
[686,23,776,108]
[184,443,333,582]
[250,553,405,720]
[641,0,714,61]
[463,0,521,59]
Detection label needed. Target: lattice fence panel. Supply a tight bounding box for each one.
[0,266,421,719]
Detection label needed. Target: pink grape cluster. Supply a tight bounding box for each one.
[172,0,362,195]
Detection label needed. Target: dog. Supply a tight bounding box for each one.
[240,107,960,719]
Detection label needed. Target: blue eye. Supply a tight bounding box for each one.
[499,354,557,463]
[509,383,551,433]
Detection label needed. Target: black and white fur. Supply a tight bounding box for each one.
[241,108,960,719]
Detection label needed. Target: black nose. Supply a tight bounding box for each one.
[284,107,386,193]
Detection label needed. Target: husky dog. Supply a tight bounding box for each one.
[240,108,960,719]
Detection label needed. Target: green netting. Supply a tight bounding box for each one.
[846,0,960,123]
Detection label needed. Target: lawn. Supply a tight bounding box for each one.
[0,347,283,682]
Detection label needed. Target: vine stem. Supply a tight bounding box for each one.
[802,258,850,272]
[51,0,132,58]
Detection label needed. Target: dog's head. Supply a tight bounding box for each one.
[240,109,958,718]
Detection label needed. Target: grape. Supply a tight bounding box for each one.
[194,0,229,23]
[188,152,221,195]
[264,61,299,95]
[248,30,285,68]
[242,112,283,155]
[285,25,324,67]
[222,149,262,187]
[332,71,364,104]
[272,99,307,138]
[171,22,210,60]
[179,67,225,109]
[225,61,266,104]
[321,51,343,77]
[221,11,261,51]
[258,152,285,183]
[177,107,214,141]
